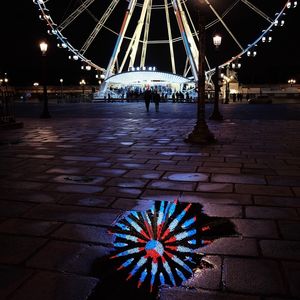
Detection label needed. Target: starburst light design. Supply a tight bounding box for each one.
[109,199,214,293]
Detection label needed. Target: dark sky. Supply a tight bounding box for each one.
[1,0,299,86]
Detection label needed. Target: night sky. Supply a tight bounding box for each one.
[1,0,299,86]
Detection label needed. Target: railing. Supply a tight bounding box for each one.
[0,91,22,128]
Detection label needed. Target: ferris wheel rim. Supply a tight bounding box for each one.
[33,0,295,78]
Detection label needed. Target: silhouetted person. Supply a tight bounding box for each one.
[153,90,161,112]
[144,89,152,112]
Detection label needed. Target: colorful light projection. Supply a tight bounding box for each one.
[109,199,227,293]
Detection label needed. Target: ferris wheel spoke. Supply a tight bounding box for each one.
[80,0,120,54]
[204,0,244,51]
[241,0,274,24]
[57,0,96,31]
[206,0,240,29]
[164,0,176,74]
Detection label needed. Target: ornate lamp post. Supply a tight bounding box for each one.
[209,34,223,120]
[59,78,64,101]
[79,79,86,99]
[39,41,51,118]
[184,9,215,144]
[288,79,296,87]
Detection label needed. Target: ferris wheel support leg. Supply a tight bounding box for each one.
[105,0,137,78]
[172,0,198,81]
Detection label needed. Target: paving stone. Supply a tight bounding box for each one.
[0,180,47,190]
[182,255,222,290]
[0,266,34,299]
[147,180,196,191]
[197,166,241,174]
[112,162,156,170]
[52,175,107,185]
[293,187,300,197]
[0,218,61,236]
[156,164,197,172]
[0,185,57,201]
[86,168,128,176]
[203,162,242,168]
[266,176,300,186]
[102,187,142,198]
[202,203,242,218]
[27,240,110,274]
[260,240,300,260]
[181,192,252,205]
[232,219,279,239]
[282,261,300,298]
[58,194,115,207]
[104,177,149,188]
[0,200,35,218]
[47,184,104,194]
[141,189,182,202]
[235,184,294,196]
[160,287,260,300]
[199,237,258,257]
[223,257,285,295]
[0,235,47,264]
[61,155,104,161]
[196,183,234,193]
[112,198,155,211]
[212,174,266,185]
[246,206,299,220]
[23,204,120,226]
[9,271,99,300]
[163,172,209,182]
[51,223,113,244]
[122,169,164,179]
[278,220,300,240]
[254,196,300,207]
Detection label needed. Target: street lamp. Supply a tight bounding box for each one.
[79,79,86,98]
[59,78,64,101]
[288,79,296,87]
[209,34,223,121]
[39,41,51,118]
[184,10,215,144]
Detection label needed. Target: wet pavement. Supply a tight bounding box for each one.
[0,101,300,300]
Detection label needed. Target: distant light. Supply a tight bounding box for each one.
[85,65,92,71]
[73,55,79,60]
[33,82,39,87]
[39,41,48,55]
[213,34,222,48]
[60,78,63,83]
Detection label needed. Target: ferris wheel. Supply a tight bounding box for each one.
[33,0,297,89]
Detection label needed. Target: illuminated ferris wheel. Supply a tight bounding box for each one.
[34,0,297,93]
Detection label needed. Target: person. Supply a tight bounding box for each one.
[144,88,152,112]
[153,90,161,112]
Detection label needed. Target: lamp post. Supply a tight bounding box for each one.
[59,78,64,102]
[224,65,230,104]
[288,79,296,87]
[209,34,223,120]
[184,10,215,144]
[79,79,86,99]
[39,41,51,118]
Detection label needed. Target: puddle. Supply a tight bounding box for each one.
[166,173,209,182]
[88,200,238,300]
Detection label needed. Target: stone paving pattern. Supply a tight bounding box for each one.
[0,103,300,300]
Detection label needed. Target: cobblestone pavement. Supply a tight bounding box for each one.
[1,103,300,300]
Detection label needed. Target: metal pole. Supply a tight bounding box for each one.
[184,11,215,144]
[209,64,223,120]
[40,53,51,118]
